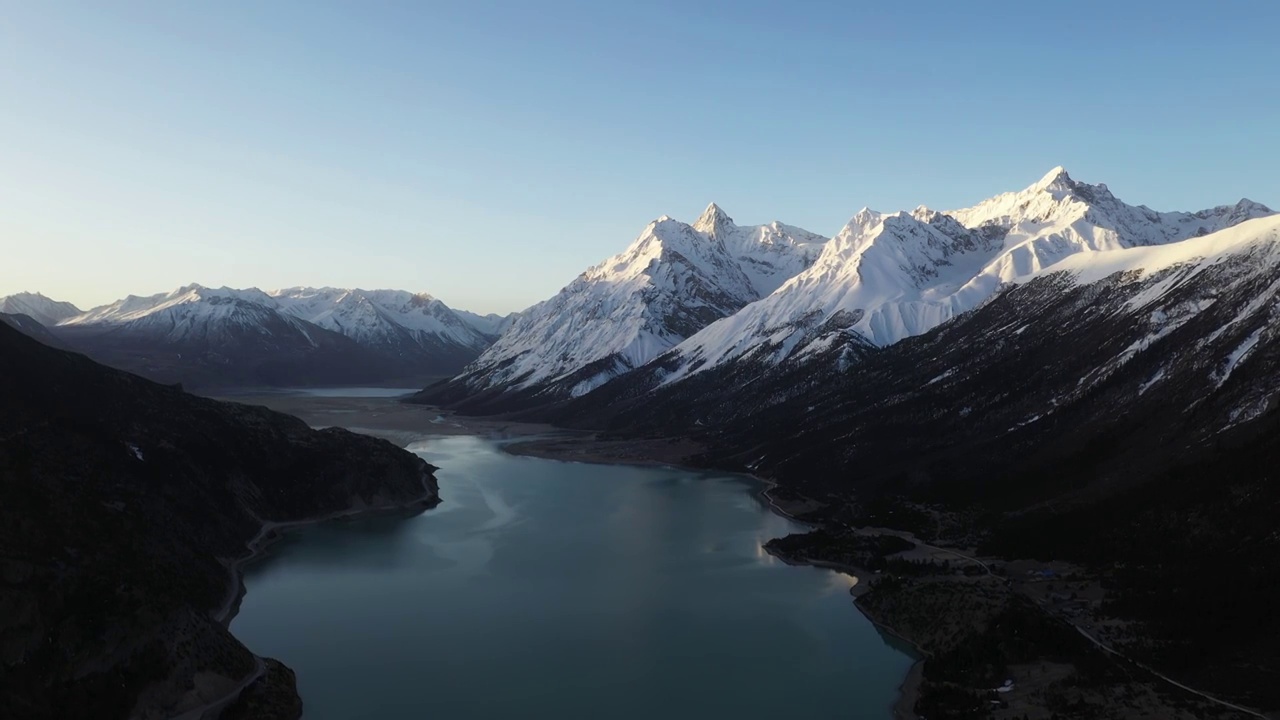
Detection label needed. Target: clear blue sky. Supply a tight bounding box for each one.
[2,1,1277,314]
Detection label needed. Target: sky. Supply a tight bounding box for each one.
[2,1,1277,314]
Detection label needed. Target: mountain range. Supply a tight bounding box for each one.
[424,167,1273,411]
[415,168,1280,713]
[438,203,829,402]
[0,285,516,389]
[7,165,1280,716]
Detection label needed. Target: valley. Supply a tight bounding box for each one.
[5,167,1278,719]
[409,168,1280,718]
[5,7,1277,719]
[231,390,1273,719]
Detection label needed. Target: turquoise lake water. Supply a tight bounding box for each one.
[231,435,914,719]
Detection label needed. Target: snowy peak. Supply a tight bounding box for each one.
[693,202,735,236]
[651,168,1276,387]
[805,206,996,295]
[45,282,504,386]
[61,284,276,327]
[1032,165,1073,192]
[54,283,502,373]
[589,217,744,291]
[443,207,828,400]
[0,292,82,327]
[271,286,497,352]
[1193,198,1272,230]
[951,167,1272,252]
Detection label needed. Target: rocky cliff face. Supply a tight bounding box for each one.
[0,323,438,719]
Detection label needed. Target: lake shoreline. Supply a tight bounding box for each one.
[220,392,926,719]
[498,431,928,720]
[200,476,441,720]
[221,392,1272,720]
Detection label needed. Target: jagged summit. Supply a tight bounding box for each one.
[652,168,1276,386]
[272,286,498,352]
[433,206,828,402]
[1033,165,1072,190]
[693,202,735,236]
[426,167,1274,411]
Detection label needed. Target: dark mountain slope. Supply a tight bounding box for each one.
[0,312,74,351]
[55,306,399,390]
[0,323,438,719]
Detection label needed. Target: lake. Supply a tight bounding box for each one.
[230,434,915,719]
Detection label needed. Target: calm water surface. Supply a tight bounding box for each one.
[231,435,914,719]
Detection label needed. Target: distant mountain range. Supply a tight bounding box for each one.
[0,292,82,327]
[0,286,517,389]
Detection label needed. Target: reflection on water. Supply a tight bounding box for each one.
[232,435,914,720]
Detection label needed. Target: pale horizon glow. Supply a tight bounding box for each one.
[2,1,1277,314]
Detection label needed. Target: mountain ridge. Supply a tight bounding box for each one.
[425,204,829,406]
[27,283,514,388]
[476,212,1280,715]
[0,292,83,327]
[418,167,1272,413]
[655,167,1273,387]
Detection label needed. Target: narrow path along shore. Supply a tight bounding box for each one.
[759,481,1277,720]
[1074,626,1270,720]
[831,520,1274,719]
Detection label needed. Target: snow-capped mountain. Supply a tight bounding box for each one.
[418,187,1280,712]
[433,203,828,403]
[0,292,82,327]
[270,287,501,364]
[565,211,1280,433]
[54,284,374,386]
[654,167,1272,385]
[61,284,300,339]
[54,283,505,387]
